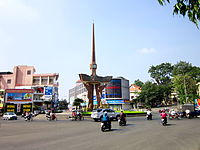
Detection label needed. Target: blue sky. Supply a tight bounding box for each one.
[0,0,200,99]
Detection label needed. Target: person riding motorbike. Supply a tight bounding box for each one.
[146,109,152,120]
[25,112,33,121]
[50,112,57,120]
[160,110,168,125]
[185,109,191,118]
[119,111,126,126]
[101,112,111,126]
[101,112,111,131]
[169,109,179,119]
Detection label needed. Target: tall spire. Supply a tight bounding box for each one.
[90,23,97,76]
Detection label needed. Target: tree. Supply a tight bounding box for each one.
[172,75,198,104]
[58,100,69,110]
[73,98,84,110]
[158,0,200,28]
[172,61,200,104]
[173,61,193,76]
[134,79,144,87]
[148,63,173,104]
[136,81,164,107]
[148,62,173,85]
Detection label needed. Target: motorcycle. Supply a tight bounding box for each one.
[46,113,57,121]
[169,113,180,120]
[24,115,33,121]
[146,114,152,120]
[161,118,167,126]
[186,113,192,119]
[118,118,126,126]
[101,121,111,132]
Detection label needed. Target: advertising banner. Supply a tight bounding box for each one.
[106,99,125,104]
[5,104,17,112]
[5,89,33,104]
[21,104,32,112]
[194,99,200,110]
[45,87,53,95]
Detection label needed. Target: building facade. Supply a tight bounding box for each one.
[0,65,59,112]
[130,84,141,100]
[69,77,130,110]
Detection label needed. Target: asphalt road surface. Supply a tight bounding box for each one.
[0,113,200,150]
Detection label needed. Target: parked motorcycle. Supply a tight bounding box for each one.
[101,121,111,132]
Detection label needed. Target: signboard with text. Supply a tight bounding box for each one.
[21,103,32,112]
[5,89,33,104]
[5,104,17,112]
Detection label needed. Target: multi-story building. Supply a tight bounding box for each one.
[69,76,130,110]
[68,80,87,106]
[0,65,59,112]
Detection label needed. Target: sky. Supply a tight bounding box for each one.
[0,0,200,99]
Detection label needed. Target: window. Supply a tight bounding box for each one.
[33,77,40,85]
[49,77,54,84]
[41,77,48,84]
[27,70,31,75]
[7,79,11,84]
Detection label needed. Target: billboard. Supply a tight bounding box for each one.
[194,99,200,110]
[5,89,33,104]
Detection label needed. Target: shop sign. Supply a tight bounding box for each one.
[21,104,32,112]
[5,104,17,112]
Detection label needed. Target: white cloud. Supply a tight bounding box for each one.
[0,0,39,21]
[137,48,157,54]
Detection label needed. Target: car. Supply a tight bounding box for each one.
[91,108,120,122]
[2,112,17,120]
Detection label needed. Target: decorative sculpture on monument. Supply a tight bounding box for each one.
[79,24,112,110]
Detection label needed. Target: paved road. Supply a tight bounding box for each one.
[0,113,200,150]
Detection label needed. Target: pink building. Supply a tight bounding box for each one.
[0,65,58,89]
[0,65,59,111]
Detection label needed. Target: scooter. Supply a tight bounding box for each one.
[24,115,33,121]
[161,118,167,126]
[46,114,57,121]
[118,118,126,126]
[146,114,152,120]
[101,121,111,132]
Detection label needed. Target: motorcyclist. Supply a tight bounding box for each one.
[169,109,179,119]
[119,111,126,122]
[185,109,191,118]
[46,110,51,118]
[72,110,77,120]
[160,110,168,124]
[101,112,110,126]
[146,109,152,120]
[50,112,56,120]
[76,110,83,120]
